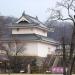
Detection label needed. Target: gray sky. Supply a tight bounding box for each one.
[0,0,61,22]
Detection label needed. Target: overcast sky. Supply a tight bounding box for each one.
[0,0,61,22]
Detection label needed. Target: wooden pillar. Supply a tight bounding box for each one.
[27,64,31,74]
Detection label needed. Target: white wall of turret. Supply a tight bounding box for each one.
[12,28,47,36]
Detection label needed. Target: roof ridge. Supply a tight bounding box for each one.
[25,14,38,20]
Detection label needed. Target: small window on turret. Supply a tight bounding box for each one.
[17,28,19,31]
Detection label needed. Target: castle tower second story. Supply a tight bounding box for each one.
[9,11,50,37]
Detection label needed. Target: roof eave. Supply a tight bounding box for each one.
[8,25,50,31]
[0,39,59,46]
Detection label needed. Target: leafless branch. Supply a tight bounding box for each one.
[69,0,73,7]
[67,4,74,22]
[16,43,25,55]
[57,2,68,9]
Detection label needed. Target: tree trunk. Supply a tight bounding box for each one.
[66,15,75,75]
[62,37,66,75]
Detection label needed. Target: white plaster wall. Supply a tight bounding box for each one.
[37,43,56,57]
[22,42,38,56]
[37,42,48,57]
[23,42,49,57]
[12,28,47,36]
[18,42,56,57]
[12,28,33,34]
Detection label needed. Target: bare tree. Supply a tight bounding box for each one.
[0,15,18,73]
[9,39,25,73]
[48,0,75,75]
[2,39,25,73]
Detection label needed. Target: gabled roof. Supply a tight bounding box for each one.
[16,11,30,23]
[9,11,50,31]
[16,11,42,24]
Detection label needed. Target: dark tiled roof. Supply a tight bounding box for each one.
[0,34,59,45]
[17,12,43,24]
[11,34,59,45]
[9,13,50,31]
